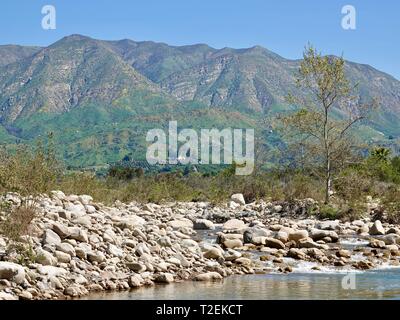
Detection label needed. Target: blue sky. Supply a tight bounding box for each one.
[1,0,399,79]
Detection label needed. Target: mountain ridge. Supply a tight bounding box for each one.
[0,34,399,167]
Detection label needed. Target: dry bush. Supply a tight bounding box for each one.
[0,141,61,196]
[0,202,38,241]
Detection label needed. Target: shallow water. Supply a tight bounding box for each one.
[86,269,400,300]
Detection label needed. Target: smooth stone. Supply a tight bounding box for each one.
[193,219,215,230]
[194,272,223,281]
[231,194,246,205]
[0,262,25,284]
[154,273,174,283]
[369,220,385,236]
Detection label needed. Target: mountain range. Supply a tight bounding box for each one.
[0,34,399,168]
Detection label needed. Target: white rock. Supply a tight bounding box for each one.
[223,219,245,231]
[194,272,223,281]
[0,262,26,284]
[73,216,92,227]
[51,190,66,200]
[85,205,96,213]
[193,219,215,230]
[154,273,174,283]
[87,251,106,264]
[107,244,124,258]
[288,230,309,242]
[317,220,340,230]
[0,292,18,300]
[114,216,146,230]
[43,229,62,246]
[369,220,385,236]
[55,251,71,263]
[37,265,68,277]
[231,194,246,205]
[68,227,88,242]
[79,195,93,205]
[204,247,224,260]
[56,243,76,256]
[52,222,71,239]
[229,201,241,209]
[36,249,58,266]
[167,219,193,229]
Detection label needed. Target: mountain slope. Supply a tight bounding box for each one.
[105,40,400,126]
[0,34,400,168]
[0,45,41,67]
[0,35,164,123]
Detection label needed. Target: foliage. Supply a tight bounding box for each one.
[0,135,61,196]
[278,44,376,203]
[0,202,37,241]
[107,166,144,180]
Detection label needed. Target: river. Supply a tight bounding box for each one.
[81,227,400,300]
[84,267,400,300]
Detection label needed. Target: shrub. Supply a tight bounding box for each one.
[107,166,144,180]
[0,202,38,241]
[0,138,61,196]
[317,204,340,220]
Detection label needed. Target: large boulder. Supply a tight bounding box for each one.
[369,238,386,249]
[56,243,76,257]
[114,216,146,230]
[154,273,174,283]
[288,230,309,242]
[223,219,246,231]
[222,239,243,249]
[263,237,285,249]
[87,251,106,264]
[36,249,57,266]
[42,229,62,247]
[243,227,271,243]
[231,194,246,205]
[55,251,71,263]
[68,227,88,243]
[52,222,71,239]
[287,248,307,260]
[204,247,224,260]
[298,238,329,250]
[317,220,340,231]
[0,262,25,284]
[194,272,223,281]
[369,220,385,236]
[309,229,339,242]
[126,262,146,273]
[167,219,193,229]
[37,265,68,277]
[193,219,215,230]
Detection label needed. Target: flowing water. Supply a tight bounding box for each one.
[85,229,400,300]
[85,269,400,300]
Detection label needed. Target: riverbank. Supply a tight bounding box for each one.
[0,191,399,300]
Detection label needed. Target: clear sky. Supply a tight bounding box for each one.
[1,0,399,79]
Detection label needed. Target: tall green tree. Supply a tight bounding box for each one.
[279,45,376,203]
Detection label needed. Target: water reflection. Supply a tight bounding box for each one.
[85,270,400,300]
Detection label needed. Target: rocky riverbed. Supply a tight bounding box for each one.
[0,191,399,300]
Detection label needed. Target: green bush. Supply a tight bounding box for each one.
[0,138,61,196]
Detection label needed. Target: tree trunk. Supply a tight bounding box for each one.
[325,158,332,204]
